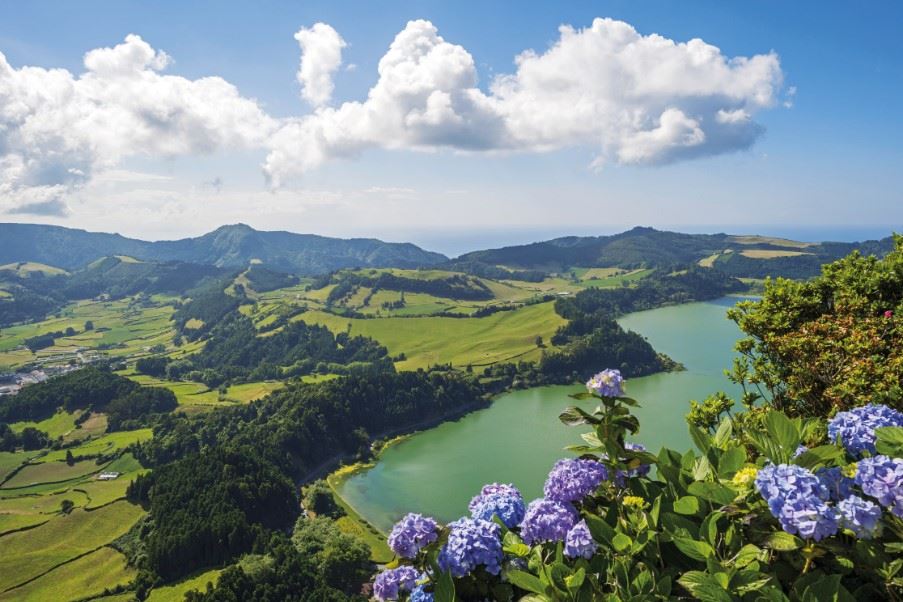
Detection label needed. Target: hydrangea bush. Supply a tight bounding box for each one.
[372,369,903,601]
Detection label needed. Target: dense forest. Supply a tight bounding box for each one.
[322,271,494,304]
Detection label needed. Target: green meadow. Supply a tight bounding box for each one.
[298,301,566,370]
[146,568,224,601]
[0,500,144,592]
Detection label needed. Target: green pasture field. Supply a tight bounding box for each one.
[11,411,78,439]
[0,546,135,601]
[0,500,144,592]
[123,372,283,406]
[147,568,224,601]
[0,451,39,482]
[298,301,565,370]
[0,262,69,277]
[1,458,110,489]
[35,429,152,464]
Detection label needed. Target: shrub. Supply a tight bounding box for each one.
[374,370,903,601]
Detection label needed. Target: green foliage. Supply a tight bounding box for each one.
[390,389,903,601]
[302,480,345,519]
[730,235,903,415]
[127,448,298,581]
[291,516,371,594]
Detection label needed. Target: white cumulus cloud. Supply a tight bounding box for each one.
[294,23,347,107]
[263,18,783,184]
[0,19,786,210]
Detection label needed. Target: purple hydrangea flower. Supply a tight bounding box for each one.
[388,513,439,558]
[470,487,526,528]
[755,464,838,541]
[855,455,903,517]
[520,498,578,545]
[544,458,608,502]
[837,495,882,539]
[816,467,855,502]
[373,566,420,601]
[409,585,434,602]
[438,518,502,577]
[564,519,596,559]
[613,443,652,487]
[793,445,808,458]
[467,483,521,512]
[586,369,624,398]
[827,404,903,457]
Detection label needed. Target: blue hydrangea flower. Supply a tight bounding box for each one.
[544,458,608,502]
[755,464,838,541]
[388,513,439,558]
[586,369,624,398]
[793,445,808,458]
[438,517,502,577]
[469,487,526,528]
[837,495,882,539]
[564,519,596,559]
[409,585,434,602]
[776,494,839,541]
[467,483,520,512]
[373,566,420,601]
[816,466,855,502]
[855,455,903,517]
[755,464,829,514]
[613,443,652,487]
[827,404,903,457]
[520,498,578,545]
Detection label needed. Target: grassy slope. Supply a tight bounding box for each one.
[0,546,135,601]
[298,301,565,370]
[147,568,223,602]
[0,500,144,592]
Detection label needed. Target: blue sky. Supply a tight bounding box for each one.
[0,1,900,253]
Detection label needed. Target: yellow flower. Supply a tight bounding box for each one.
[622,495,646,509]
[732,466,759,487]
[842,463,857,478]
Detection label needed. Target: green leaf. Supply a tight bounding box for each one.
[875,426,903,457]
[688,481,737,506]
[584,513,614,545]
[673,495,701,515]
[612,532,632,553]
[718,445,747,476]
[677,571,732,602]
[733,543,764,568]
[672,536,715,561]
[566,567,586,592]
[766,411,800,460]
[689,424,712,454]
[794,445,844,469]
[764,531,803,551]
[559,406,597,426]
[692,456,714,481]
[505,569,547,594]
[433,570,455,602]
[713,418,733,448]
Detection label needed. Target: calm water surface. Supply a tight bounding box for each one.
[336,296,751,531]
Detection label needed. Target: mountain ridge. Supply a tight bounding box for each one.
[0,222,448,275]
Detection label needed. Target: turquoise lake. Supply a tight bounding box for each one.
[336,296,751,532]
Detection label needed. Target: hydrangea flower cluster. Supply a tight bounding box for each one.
[755,464,839,541]
[373,566,421,601]
[816,467,854,502]
[388,513,439,558]
[586,369,624,398]
[520,498,578,545]
[543,458,608,502]
[613,443,651,487]
[855,455,903,517]
[827,404,903,457]
[469,485,526,528]
[836,495,882,539]
[564,519,596,559]
[437,517,503,577]
[409,585,434,602]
